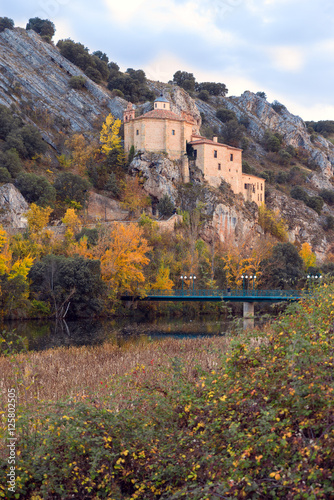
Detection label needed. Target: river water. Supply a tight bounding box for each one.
[3,316,246,352]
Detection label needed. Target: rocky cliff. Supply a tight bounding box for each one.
[1,28,334,259]
[0,28,127,149]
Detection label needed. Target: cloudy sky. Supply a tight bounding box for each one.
[2,0,334,120]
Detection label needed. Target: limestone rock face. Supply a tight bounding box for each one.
[87,192,129,221]
[0,28,127,142]
[130,152,182,202]
[216,91,334,181]
[265,189,334,261]
[0,183,28,229]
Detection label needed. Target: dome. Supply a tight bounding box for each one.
[154,94,169,103]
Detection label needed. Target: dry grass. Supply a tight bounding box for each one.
[0,336,230,412]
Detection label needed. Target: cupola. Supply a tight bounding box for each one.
[154,94,170,111]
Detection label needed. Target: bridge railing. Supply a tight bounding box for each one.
[146,289,304,298]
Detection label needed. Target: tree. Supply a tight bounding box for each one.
[64,133,98,175]
[173,71,196,92]
[15,173,56,207]
[260,242,305,289]
[222,120,246,148]
[216,108,237,123]
[157,195,175,217]
[196,82,228,96]
[25,203,52,235]
[0,17,14,32]
[93,51,109,63]
[54,172,91,207]
[299,242,316,271]
[262,130,282,152]
[26,18,55,41]
[0,225,34,318]
[258,205,288,242]
[120,176,151,217]
[256,91,267,99]
[100,113,122,154]
[29,255,104,318]
[0,149,23,178]
[198,90,210,102]
[99,224,151,298]
[0,167,11,183]
[150,264,174,291]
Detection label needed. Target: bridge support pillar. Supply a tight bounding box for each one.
[243,302,255,330]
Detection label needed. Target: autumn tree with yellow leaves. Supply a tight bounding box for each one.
[0,225,34,319]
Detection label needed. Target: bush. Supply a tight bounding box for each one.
[216,108,237,123]
[0,167,11,183]
[324,215,334,231]
[54,172,91,207]
[290,186,309,202]
[157,194,175,217]
[0,149,22,177]
[198,90,210,102]
[26,17,55,41]
[196,81,228,96]
[256,91,266,99]
[276,171,289,184]
[319,189,334,205]
[85,66,102,83]
[69,76,86,89]
[15,173,56,207]
[105,173,121,197]
[262,130,282,152]
[306,196,324,215]
[75,228,99,247]
[0,17,14,32]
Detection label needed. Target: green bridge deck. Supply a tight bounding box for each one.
[122,289,305,303]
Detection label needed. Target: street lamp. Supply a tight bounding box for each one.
[180,275,187,293]
[189,275,196,292]
[241,274,256,291]
[307,274,322,289]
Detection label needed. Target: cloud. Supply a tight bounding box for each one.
[269,46,305,73]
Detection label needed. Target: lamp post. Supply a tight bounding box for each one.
[241,274,256,292]
[307,274,322,289]
[180,275,187,294]
[189,275,196,293]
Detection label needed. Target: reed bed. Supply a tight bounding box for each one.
[0,335,230,411]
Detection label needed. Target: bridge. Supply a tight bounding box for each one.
[122,288,305,329]
[142,289,304,303]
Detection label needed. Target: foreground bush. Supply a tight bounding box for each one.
[0,284,334,499]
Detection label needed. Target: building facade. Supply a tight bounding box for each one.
[123,95,265,206]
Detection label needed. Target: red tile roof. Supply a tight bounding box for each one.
[189,138,242,150]
[140,109,183,121]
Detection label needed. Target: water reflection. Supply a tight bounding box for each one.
[3,317,236,352]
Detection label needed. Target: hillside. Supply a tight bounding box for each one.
[1,26,334,261]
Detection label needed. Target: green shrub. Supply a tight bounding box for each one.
[15,173,56,207]
[0,17,14,32]
[157,194,175,217]
[198,89,210,102]
[0,167,11,183]
[69,75,86,89]
[0,149,22,177]
[26,17,55,41]
[290,185,309,202]
[306,196,324,214]
[319,189,334,205]
[54,172,91,207]
[216,107,237,123]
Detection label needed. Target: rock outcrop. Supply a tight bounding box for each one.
[217,91,334,181]
[0,183,28,229]
[0,28,127,144]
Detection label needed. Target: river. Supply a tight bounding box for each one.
[2,316,248,352]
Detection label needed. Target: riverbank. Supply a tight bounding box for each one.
[1,283,333,499]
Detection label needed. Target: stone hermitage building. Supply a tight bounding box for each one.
[124,95,265,206]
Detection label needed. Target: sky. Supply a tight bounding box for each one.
[1,0,334,121]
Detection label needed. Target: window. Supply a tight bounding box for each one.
[258,194,259,201]
[260,194,262,202]
[214,150,217,158]
[172,130,175,135]
[155,103,157,108]
[136,130,139,136]
[163,104,166,108]
[218,163,221,170]
[257,183,259,190]
[229,168,231,172]
[244,183,248,189]
[230,154,233,161]
[261,184,263,191]
[194,150,197,159]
